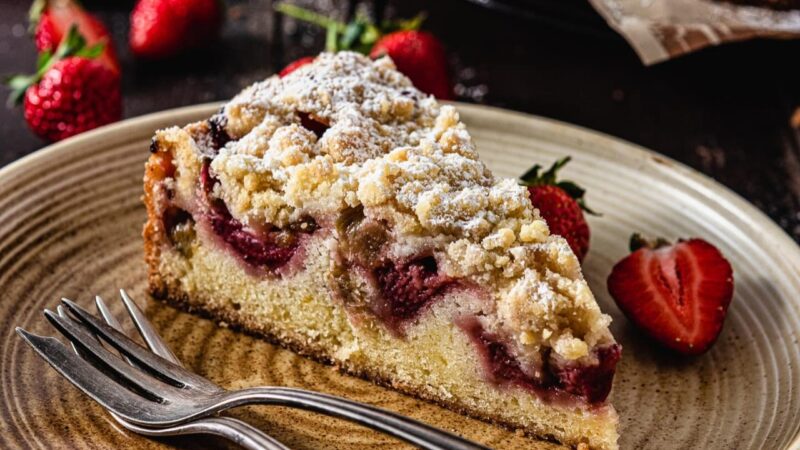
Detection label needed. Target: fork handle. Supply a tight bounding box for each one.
[217,387,491,450]
[181,417,289,450]
[124,416,289,450]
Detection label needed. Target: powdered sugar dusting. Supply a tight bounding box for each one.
[168,51,615,361]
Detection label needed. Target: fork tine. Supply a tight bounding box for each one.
[94,297,289,450]
[118,290,180,365]
[110,292,222,395]
[44,309,177,399]
[15,328,166,422]
[94,296,137,366]
[57,305,82,355]
[61,298,214,389]
[95,296,125,331]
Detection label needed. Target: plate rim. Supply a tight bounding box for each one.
[2,101,798,448]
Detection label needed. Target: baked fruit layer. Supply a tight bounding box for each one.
[144,52,621,449]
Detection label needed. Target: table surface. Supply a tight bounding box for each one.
[1,0,800,242]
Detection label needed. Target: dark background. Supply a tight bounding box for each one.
[2,0,800,241]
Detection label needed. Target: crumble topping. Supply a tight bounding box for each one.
[161,51,614,361]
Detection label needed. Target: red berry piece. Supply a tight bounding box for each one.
[607,234,734,355]
[130,0,224,59]
[279,56,315,77]
[370,30,452,100]
[372,256,456,333]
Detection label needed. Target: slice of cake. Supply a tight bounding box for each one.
[143,52,621,449]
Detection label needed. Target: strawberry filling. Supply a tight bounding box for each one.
[460,318,620,405]
[549,345,621,403]
[205,203,302,269]
[208,114,232,150]
[195,161,316,270]
[298,111,329,138]
[371,257,457,333]
[331,207,460,334]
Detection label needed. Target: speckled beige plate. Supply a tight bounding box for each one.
[1,103,799,450]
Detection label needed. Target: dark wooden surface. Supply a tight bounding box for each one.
[2,0,800,241]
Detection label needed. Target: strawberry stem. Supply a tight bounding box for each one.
[28,0,47,32]
[518,156,600,216]
[274,2,425,54]
[325,23,339,52]
[542,156,570,184]
[382,12,427,32]
[274,3,344,30]
[629,233,671,252]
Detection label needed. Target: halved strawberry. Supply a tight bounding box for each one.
[29,0,120,74]
[607,234,734,356]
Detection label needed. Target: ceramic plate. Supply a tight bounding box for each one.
[1,103,799,450]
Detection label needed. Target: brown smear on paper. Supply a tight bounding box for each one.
[588,0,800,64]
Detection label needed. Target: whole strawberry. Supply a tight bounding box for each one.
[279,56,315,77]
[7,26,121,142]
[275,4,452,99]
[29,0,120,73]
[130,0,224,59]
[519,157,595,262]
[370,30,451,100]
[608,234,734,356]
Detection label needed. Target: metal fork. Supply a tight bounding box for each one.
[53,290,288,450]
[18,295,491,450]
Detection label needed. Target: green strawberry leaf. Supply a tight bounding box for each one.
[540,156,570,185]
[518,164,542,185]
[35,50,52,71]
[556,180,585,200]
[577,198,600,216]
[339,20,365,50]
[518,156,600,215]
[360,23,381,47]
[28,0,47,32]
[5,24,103,107]
[75,41,105,59]
[5,74,36,106]
[383,12,426,32]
